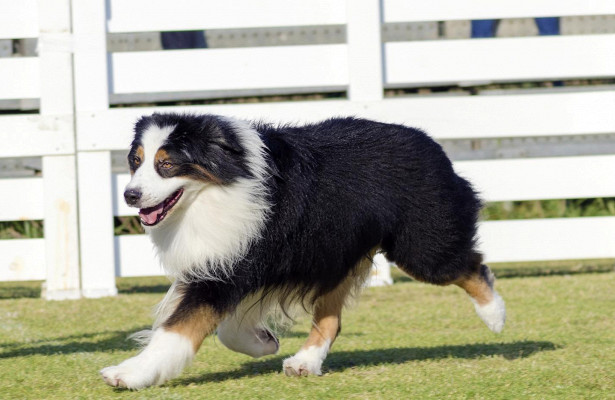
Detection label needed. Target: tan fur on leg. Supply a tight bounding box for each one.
[283,253,373,376]
[101,304,223,389]
[456,264,506,333]
[164,305,223,352]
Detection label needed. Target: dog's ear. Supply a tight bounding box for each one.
[133,115,154,138]
[196,116,244,154]
[182,117,252,182]
[210,135,243,155]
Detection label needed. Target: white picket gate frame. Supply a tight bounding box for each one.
[0,0,614,298]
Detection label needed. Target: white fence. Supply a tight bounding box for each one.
[1,0,614,299]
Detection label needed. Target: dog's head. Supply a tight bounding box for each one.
[124,113,252,227]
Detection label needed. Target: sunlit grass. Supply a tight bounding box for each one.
[1,272,614,399]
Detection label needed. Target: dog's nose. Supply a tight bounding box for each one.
[124,189,142,206]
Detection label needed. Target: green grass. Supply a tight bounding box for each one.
[0,220,44,240]
[1,272,614,399]
[483,198,615,221]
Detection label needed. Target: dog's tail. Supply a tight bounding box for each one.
[456,264,506,333]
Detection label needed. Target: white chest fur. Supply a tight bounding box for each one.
[146,117,271,280]
[146,177,269,279]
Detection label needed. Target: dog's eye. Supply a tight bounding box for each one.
[132,156,141,165]
[160,161,173,169]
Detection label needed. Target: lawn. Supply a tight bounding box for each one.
[1,271,614,399]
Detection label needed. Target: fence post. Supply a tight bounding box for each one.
[72,0,118,297]
[38,0,81,299]
[347,0,392,286]
[346,0,384,102]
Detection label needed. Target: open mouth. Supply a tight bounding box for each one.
[139,189,184,226]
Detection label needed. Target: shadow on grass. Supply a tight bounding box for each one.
[117,284,171,294]
[0,327,365,359]
[279,330,364,339]
[116,276,171,294]
[0,277,173,299]
[174,340,558,386]
[0,327,150,358]
[492,265,614,279]
[0,282,42,299]
[392,264,614,283]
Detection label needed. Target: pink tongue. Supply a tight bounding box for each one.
[139,203,164,225]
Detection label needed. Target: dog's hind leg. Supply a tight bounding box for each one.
[282,283,348,377]
[455,263,506,333]
[394,249,506,333]
[283,256,371,377]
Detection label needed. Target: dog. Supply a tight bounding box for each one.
[100,113,506,389]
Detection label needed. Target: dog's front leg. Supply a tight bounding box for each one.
[101,303,223,390]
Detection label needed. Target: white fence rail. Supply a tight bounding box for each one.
[0,0,80,299]
[385,34,615,86]
[0,0,614,298]
[383,0,615,22]
[110,45,349,94]
[106,0,347,32]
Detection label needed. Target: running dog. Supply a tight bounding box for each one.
[100,113,505,389]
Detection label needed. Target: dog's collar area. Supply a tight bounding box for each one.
[139,188,184,226]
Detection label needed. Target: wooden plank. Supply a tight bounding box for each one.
[115,235,164,277]
[78,91,615,151]
[0,0,39,39]
[384,0,615,22]
[0,58,40,99]
[114,216,615,276]
[110,45,348,95]
[0,178,44,221]
[0,239,46,281]
[42,155,81,300]
[0,114,74,157]
[455,155,615,202]
[479,217,615,263]
[347,0,383,101]
[72,0,109,112]
[73,0,117,298]
[39,0,80,300]
[78,151,118,297]
[385,34,615,86]
[113,173,135,217]
[107,0,346,33]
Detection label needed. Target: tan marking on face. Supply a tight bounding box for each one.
[189,164,223,184]
[130,146,145,175]
[455,272,494,306]
[154,148,170,164]
[165,306,224,352]
[302,250,375,350]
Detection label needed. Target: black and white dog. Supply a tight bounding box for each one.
[101,113,505,389]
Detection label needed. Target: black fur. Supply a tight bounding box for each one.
[133,114,483,321]
[132,114,252,183]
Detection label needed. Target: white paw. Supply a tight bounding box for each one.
[100,329,195,390]
[282,341,330,377]
[473,291,506,333]
[100,359,156,390]
[283,354,323,376]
